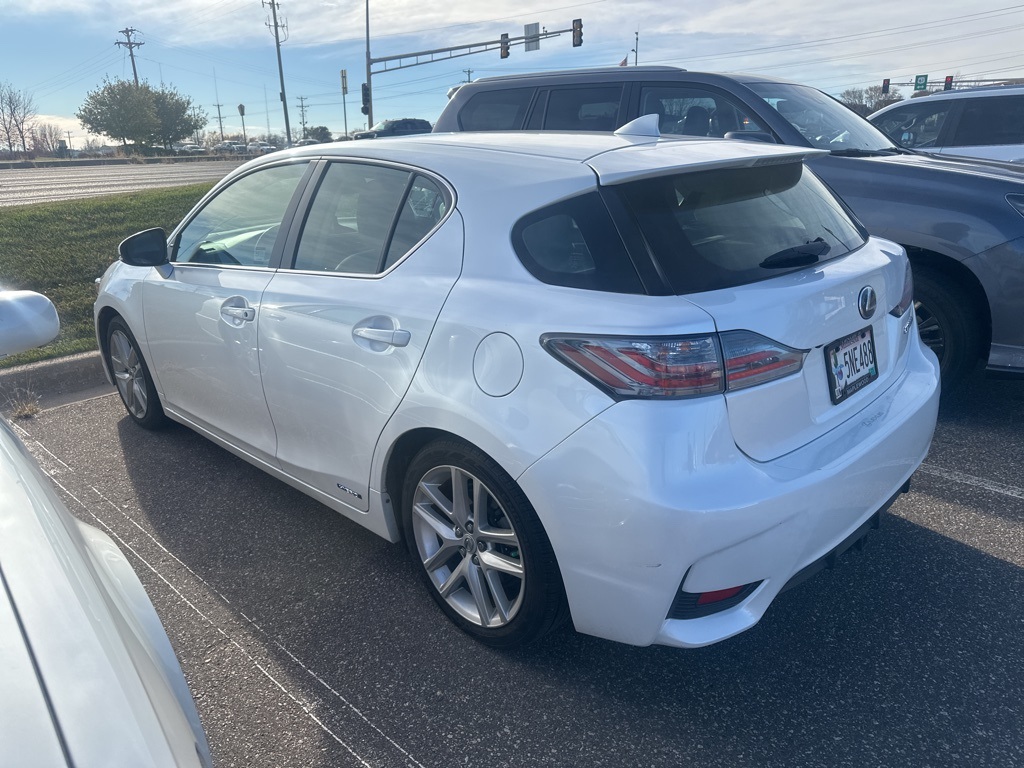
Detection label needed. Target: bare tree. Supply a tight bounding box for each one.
[32,122,65,155]
[0,80,37,155]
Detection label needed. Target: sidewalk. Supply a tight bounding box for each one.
[0,351,110,409]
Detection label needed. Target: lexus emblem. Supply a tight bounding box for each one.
[858,286,877,320]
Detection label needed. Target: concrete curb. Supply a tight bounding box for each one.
[0,351,107,401]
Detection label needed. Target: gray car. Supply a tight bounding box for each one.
[435,67,1024,385]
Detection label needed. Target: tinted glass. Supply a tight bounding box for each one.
[383,175,450,269]
[639,86,765,137]
[173,162,308,266]
[749,82,897,151]
[293,162,411,274]
[618,163,866,294]
[512,192,643,294]
[952,95,1024,146]
[870,102,952,148]
[458,88,534,130]
[542,87,622,131]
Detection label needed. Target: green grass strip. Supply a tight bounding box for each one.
[0,183,213,367]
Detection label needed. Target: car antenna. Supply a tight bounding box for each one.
[614,114,662,138]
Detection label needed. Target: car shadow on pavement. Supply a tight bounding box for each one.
[103,386,1023,768]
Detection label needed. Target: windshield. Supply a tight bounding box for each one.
[748,82,899,152]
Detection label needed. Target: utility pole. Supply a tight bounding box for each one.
[296,95,308,138]
[264,0,293,145]
[463,69,473,82]
[115,27,144,86]
[340,69,349,138]
[632,30,638,66]
[213,103,225,141]
[364,0,373,127]
[65,131,73,150]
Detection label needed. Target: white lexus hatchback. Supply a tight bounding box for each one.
[95,120,940,649]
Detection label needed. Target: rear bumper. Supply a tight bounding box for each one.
[518,333,940,648]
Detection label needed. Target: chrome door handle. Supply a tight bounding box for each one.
[221,306,256,322]
[353,327,411,347]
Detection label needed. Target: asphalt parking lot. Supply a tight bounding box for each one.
[5,370,1023,768]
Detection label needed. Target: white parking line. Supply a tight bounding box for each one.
[918,462,1024,501]
[22,428,425,768]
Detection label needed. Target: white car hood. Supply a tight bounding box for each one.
[0,419,210,767]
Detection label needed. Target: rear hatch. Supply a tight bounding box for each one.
[588,141,914,461]
[683,246,909,461]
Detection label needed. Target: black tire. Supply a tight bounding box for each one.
[105,317,168,430]
[913,266,982,387]
[401,439,569,648]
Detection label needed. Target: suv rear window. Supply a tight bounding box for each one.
[617,162,866,294]
[458,88,534,130]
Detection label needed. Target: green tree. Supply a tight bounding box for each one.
[305,125,332,143]
[153,86,206,148]
[77,78,206,150]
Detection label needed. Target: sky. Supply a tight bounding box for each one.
[2,0,1023,146]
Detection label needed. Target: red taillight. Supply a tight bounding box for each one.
[543,331,804,399]
[889,258,914,317]
[719,330,805,391]
[543,335,724,398]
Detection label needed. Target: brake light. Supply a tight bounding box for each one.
[719,330,805,391]
[543,331,805,399]
[889,258,914,317]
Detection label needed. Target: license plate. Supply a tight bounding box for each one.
[825,326,878,404]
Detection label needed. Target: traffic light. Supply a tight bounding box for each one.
[572,18,583,47]
[881,78,890,95]
[944,75,954,91]
[361,82,370,115]
[500,33,509,59]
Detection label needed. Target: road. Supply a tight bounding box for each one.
[7,373,1023,768]
[0,161,244,206]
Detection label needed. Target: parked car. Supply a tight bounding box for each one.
[95,129,939,649]
[247,141,276,155]
[213,141,239,153]
[869,85,1024,164]
[173,143,205,155]
[353,118,432,139]
[435,67,1024,384]
[0,290,212,767]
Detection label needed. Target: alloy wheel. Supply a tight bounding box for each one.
[410,465,525,628]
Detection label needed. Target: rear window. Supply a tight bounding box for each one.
[617,162,866,294]
[458,89,534,130]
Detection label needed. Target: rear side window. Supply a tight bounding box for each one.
[512,192,643,294]
[458,89,534,130]
[952,96,1024,146]
[537,86,623,131]
[617,163,866,294]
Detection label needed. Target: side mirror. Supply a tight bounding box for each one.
[119,227,169,267]
[0,291,60,359]
[723,131,778,144]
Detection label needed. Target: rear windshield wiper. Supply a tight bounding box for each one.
[759,238,831,269]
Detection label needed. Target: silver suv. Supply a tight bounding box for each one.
[869,85,1024,164]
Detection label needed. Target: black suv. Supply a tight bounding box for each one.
[435,67,1024,385]
[353,118,432,140]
